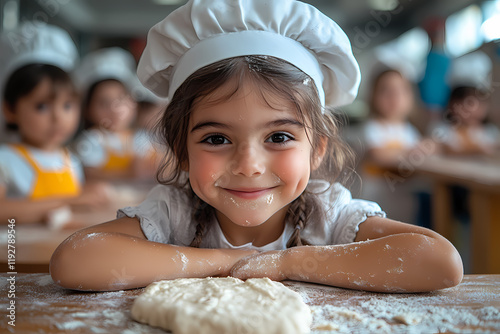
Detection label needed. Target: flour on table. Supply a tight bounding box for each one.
[131,277,312,334]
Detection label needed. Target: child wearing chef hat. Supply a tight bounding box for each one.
[73,47,156,180]
[52,0,462,293]
[0,23,111,225]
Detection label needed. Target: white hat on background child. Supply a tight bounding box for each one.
[130,74,169,105]
[448,50,492,90]
[0,22,78,144]
[74,47,137,93]
[0,22,78,85]
[137,0,361,108]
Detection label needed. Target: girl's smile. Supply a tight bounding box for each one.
[223,187,277,200]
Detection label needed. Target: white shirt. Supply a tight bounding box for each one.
[117,179,386,250]
[363,119,421,150]
[73,129,154,168]
[431,122,500,151]
[0,144,84,198]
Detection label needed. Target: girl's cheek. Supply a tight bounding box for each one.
[189,150,227,187]
[273,149,310,181]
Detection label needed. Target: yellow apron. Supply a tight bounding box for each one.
[363,140,404,177]
[12,145,81,200]
[102,132,134,172]
[456,127,476,152]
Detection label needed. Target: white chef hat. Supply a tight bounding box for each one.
[137,0,361,107]
[0,22,78,84]
[74,47,137,93]
[448,51,492,90]
[130,74,169,105]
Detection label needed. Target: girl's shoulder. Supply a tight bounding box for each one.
[142,182,193,207]
[307,179,352,205]
[0,144,16,158]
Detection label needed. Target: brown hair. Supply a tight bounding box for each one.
[155,56,354,248]
[445,86,488,125]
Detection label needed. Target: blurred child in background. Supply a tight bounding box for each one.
[0,23,111,225]
[436,86,499,156]
[130,78,166,180]
[360,69,430,224]
[73,48,156,181]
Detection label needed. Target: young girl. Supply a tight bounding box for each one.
[50,0,462,292]
[73,48,150,180]
[0,23,110,224]
[360,69,428,224]
[435,86,499,155]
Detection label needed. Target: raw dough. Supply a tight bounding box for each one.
[131,277,311,334]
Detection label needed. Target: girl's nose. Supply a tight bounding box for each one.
[230,143,266,177]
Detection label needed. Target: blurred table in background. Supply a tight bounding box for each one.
[417,154,500,274]
[0,181,153,273]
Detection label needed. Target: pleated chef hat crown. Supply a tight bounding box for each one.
[137,0,361,108]
[74,47,137,93]
[0,22,78,85]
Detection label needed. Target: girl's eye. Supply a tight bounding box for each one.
[64,102,74,110]
[266,132,294,144]
[36,103,48,111]
[202,135,230,146]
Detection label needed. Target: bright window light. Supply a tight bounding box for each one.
[445,5,483,57]
[481,0,500,42]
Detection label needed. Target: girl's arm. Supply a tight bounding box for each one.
[0,185,68,224]
[0,183,111,224]
[231,216,463,292]
[83,166,136,181]
[50,217,257,291]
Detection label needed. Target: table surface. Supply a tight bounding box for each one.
[417,154,500,190]
[1,274,499,334]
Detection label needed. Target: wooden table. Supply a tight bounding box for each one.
[0,182,151,273]
[1,274,499,333]
[417,154,500,274]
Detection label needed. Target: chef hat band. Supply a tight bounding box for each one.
[170,31,325,104]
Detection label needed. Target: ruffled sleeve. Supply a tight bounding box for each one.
[302,180,386,245]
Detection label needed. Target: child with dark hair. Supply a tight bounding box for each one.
[438,86,499,155]
[0,23,110,224]
[360,69,427,225]
[51,0,462,293]
[73,48,155,181]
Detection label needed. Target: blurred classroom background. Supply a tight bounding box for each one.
[0,0,499,274]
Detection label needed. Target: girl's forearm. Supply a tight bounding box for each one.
[283,233,463,292]
[0,198,67,224]
[50,231,254,291]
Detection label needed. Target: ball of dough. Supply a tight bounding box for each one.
[131,277,311,334]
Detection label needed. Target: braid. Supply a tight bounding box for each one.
[286,193,312,248]
[189,190,214,248]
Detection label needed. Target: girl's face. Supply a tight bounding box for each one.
[4,78,80,150]
[372,72,413,121]
[187,78,318,232]
[451,95,488,126]
[87,80,137,132]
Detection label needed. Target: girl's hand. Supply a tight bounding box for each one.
[70,181,113,210]
[215,248,259,277]
[230,250,287,281]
